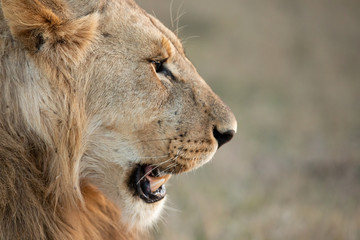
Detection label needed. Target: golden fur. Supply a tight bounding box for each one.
[0,0,236,239]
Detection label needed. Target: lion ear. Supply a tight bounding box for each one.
[1,0,99,64]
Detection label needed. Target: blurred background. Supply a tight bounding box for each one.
[136,0,360,239]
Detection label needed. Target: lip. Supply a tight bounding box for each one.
[128,164,171,204]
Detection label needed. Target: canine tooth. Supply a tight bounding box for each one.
[146,174,172,192]
[150,178,165,192]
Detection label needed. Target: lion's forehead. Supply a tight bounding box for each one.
[96,0,185,60]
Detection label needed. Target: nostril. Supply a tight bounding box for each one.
[212,127,235,149]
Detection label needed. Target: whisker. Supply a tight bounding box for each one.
[175,25,187,35]
[127,138,171,144]
[136,167,153,185]
[170,0,174,29]
[150,156,175,169]
[158,161,179,176]
[137,154,169,159]
[181,35,200,46]
[151,10,157,19]
[109,138,171,145]
[175,1,185,36]
[136,155,176,185]
[135,149,183,185]
[150,149,182,168]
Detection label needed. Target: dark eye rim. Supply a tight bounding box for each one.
[150,59,176,81]
[151,59,166,73]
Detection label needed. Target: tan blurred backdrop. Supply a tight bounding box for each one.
[136,0,360,239]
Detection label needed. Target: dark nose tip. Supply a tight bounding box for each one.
[213,127,235,149]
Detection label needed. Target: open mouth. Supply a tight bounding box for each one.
[129,164,172,204]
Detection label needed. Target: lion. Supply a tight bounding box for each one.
[0,0,237,239]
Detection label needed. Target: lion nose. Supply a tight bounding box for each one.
[210,101,237,148]
[213,127,235,148]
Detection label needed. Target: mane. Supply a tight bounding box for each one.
[0,5,136,239]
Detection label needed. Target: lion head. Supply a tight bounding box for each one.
[0,0,236,238]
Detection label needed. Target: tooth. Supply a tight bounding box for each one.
[162,174,171,184]
[146,174,172,192]
[150,178,165,192]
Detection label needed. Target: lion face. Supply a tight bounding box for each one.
[77,1,237,229]
[1,0,236,232]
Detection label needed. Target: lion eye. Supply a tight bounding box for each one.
[151,59,176,81]
[152,60,165,73]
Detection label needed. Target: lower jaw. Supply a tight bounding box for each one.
[128,164,168,204]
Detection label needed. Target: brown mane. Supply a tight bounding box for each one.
[0,0,135,239]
